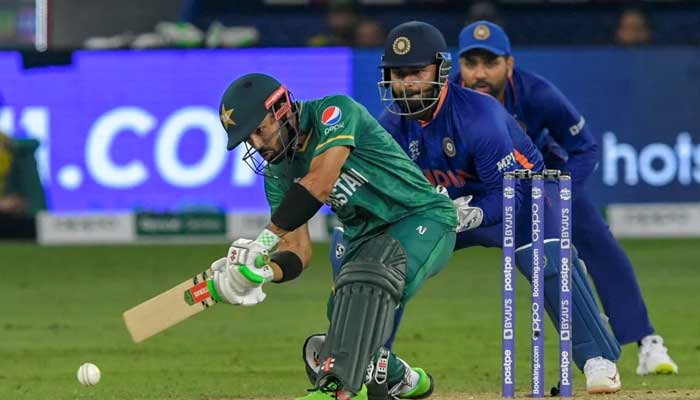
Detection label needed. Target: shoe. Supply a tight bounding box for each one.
[636,334,679,375]
[386,364,434,400]
[398,368,434,399]
[296,384,367,400]
[584,356,621,394]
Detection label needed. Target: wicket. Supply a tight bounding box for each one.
[502,169,572,398]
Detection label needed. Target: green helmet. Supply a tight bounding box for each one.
[219,73,289,150]
[219,73,300,175]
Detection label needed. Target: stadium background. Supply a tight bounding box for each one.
[1,1,700,399]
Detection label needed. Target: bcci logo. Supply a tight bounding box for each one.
[443,137,456,157]
[560,188,571,201]
[392,36,411,55]
[504,186,515,199]
[532,186,543,199]
[473,24,491,40]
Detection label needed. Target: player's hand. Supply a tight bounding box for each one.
[228,238,271,269]
[454,195,483,232]
[436,185,449,197]
[210,254,273,306]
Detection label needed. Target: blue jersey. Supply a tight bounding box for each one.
[451,67,597,181]
[379,82,543,227]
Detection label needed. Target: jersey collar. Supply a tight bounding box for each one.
[295,101,314,153]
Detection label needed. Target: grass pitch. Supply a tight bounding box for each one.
[1,239,699,399]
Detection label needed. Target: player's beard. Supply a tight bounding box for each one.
[470,77,507,99]
[394,86,439,119]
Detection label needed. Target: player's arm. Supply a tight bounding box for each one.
[532,79,597,181]
[227,147,349,290]
[266,145,350,237]
[262,146,350,280]
[468,117,521,227]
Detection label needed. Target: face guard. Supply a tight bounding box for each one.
[241,86,301,177]
[378,52,451,117]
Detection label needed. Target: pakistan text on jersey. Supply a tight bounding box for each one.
[326,168,369,209]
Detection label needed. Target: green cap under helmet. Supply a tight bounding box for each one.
[219,73,290,150]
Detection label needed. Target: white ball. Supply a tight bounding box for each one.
[77,363,101,386]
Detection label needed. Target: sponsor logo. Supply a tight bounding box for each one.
[409,140,420,161]
[603,131,700,186]
[532,344,542,395]
[321,106,342,126]
[364,362,374,383]
[569,116,585,136]
[335,242,345,259]
[503,207,514,248]
[559,299,571,340]
[504,186,515,199]
[503,349,513,384]
[560,187,571,201]
[532,186,543,199]
[531,203,541,242]
[416,225,427,235]
[497,152,516,172]
[37,213,136,244]
[560,351,571,386]
[323,122,345,135]
[392,36,411,55]
[185,280,211,305]
[322,356,335,372]
[374,348,390,384]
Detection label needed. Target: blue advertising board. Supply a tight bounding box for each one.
[0,48,352,212]
[2,47,699,212]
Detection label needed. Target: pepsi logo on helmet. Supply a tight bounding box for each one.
[321,106,343,126]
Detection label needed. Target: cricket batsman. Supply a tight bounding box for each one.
[212,72,457,400]
[325,21,623,395]
[455,20,677,377]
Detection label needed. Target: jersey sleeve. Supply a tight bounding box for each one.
[529,77,598,180]
[312,95,363,157]
[263,175,290,214]
[468,110,523,227]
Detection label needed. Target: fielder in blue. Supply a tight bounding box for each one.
[454,20,677,378]
[320,21,624,396]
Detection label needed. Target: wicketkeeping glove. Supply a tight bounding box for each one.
[454,195,483,232]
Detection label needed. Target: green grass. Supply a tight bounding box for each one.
[1,239,699,399]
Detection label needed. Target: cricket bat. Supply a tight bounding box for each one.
[123,267,218,343]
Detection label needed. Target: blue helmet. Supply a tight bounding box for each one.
[378,21,452,116]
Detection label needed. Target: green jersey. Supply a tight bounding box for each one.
[264,95,456,242]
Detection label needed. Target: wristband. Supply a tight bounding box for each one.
[270,251,303,283]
